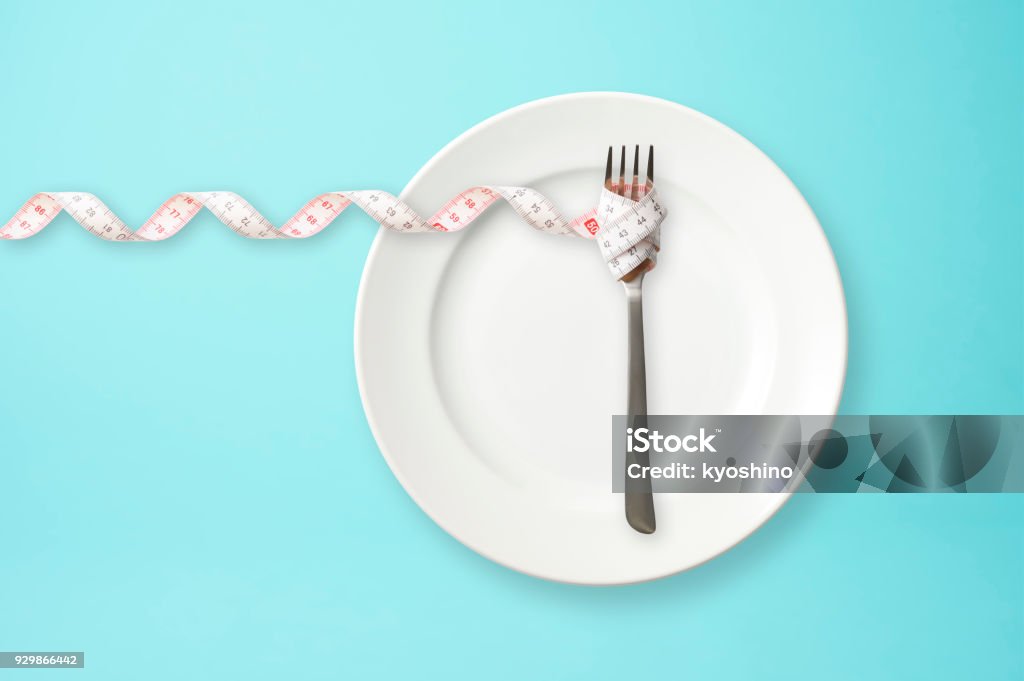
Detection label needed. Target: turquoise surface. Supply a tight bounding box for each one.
[1,1,1021,678]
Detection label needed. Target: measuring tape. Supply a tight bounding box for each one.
[2,185,665,279]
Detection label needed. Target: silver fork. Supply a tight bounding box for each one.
[606,145,657,534]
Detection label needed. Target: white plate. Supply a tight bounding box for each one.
[355,93,847,585]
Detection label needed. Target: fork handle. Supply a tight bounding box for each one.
[624,280,656,534]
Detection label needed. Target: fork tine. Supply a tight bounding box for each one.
[646,145,654,186]
[618,145,626,196]
[630,145,640,201]
[646,145,658,258]
[604,146,613,191]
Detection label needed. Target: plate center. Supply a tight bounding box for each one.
[428,168,778,501]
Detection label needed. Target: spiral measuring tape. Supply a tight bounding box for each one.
[1,184,666,279]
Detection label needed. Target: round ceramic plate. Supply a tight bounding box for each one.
[355,93,847,585]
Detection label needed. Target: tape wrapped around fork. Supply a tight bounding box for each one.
[595,186,666,279]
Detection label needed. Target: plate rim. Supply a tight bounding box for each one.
[354,91,849,585]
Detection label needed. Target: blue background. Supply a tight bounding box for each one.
[1,0,1021,678]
